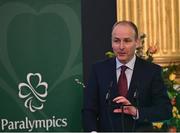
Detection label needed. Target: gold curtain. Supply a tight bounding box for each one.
[117,0,180,66]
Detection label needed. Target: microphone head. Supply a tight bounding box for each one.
[105,81,113,104]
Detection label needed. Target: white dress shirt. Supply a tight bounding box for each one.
[116,55,136,89]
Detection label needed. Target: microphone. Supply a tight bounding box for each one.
[131,82,140,132]
[105,81,113,104]
[133,83,139,107]
[105,81,114,131]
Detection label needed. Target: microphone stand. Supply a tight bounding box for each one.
[120,84,140,132]
[121,104,125,132]
[120,104,133,132]
[105,81,114,131]
[131,84,139,132]
[107,97,114,131]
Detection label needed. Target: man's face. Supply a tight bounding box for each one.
[112,24,139,64]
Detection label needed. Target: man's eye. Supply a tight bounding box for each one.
[124,39,132,42]
[113,39,120,43]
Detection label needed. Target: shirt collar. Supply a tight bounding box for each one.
[116,55,136,70]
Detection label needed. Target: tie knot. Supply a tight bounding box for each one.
[121,65,128,72]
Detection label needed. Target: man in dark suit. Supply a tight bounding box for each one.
[82,20,172,132]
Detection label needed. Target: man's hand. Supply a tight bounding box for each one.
[113,96,137,117]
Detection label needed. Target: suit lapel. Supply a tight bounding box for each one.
[107,58,119,99]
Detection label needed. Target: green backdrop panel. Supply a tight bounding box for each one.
[0,0,82,132]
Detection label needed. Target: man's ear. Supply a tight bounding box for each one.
[135,39,140,48]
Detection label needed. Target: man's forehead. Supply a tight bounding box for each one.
[112,35,134,40]
[112,25,136,38]
[113,24,134,33]
[112,31,135,38]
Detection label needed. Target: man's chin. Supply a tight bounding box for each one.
[117,57,127,64]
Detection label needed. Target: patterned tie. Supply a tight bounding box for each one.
[118,65,128,97]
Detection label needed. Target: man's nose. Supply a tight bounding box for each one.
[119,42,125,50]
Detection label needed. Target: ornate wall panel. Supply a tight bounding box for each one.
[117,0,180,66]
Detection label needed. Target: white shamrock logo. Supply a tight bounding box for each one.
[18,73,48,112]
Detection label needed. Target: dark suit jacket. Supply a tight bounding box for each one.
[82,56,172,132]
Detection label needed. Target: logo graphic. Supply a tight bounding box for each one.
[18,73,48,112]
